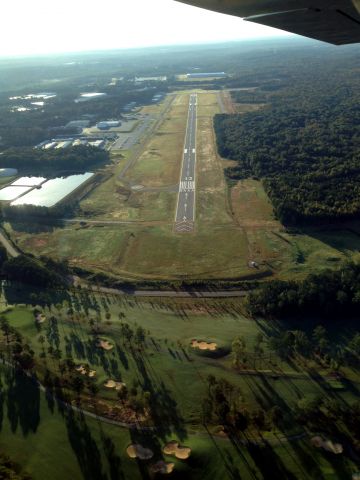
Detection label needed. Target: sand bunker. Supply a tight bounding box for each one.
[150,461,175,474]
[76,365,96,377]
[191,339,217,351]
[97,339,114,351]
[126,444,153,460]
[311,436,343,454]
[163,441,191,460]
[35,314,46,323]
[104,379,126,390]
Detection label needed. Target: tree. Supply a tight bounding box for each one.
[135,326,146,349]
[17,351,35,370]
[232,336,247,368]
[71,375,85,398]
[117,385,128,404]
[88,383,99,398]
[293,330,311,357]
[268,405,283,429]
[313,325,329,355]
[0,245,8,266]
[0,318,11,344]
[121,323,134,343]
[234,409,249,432]
[297,395,322,423]
[349,332,360,355]
[269,332,294,359]
[252,408,266,430]
[201,398,213,424]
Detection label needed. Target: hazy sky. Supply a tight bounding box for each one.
[0,0,290,57]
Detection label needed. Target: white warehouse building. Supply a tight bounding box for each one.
[0,168,18,177]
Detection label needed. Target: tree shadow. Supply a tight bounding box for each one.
[101,433,126,480]
[4,368,40,436]
[64,410,108,480]
[116,344,129,370]
[246,441,298,480]
[131,350,187,441]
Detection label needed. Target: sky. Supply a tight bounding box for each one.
[0,0,290,57]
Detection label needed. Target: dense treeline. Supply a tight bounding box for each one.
[1,254,65,288]
[0,145,107,173]
[0,242,68,288]
[247,262,360,318]
[215,60,360,224]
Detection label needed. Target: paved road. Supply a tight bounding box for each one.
[84,283,247,298]
[0,229,19,258]
[174,94,197,233]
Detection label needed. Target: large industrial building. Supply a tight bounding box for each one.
[96,120,121,130]
[0,168,18,177]
[186,72,227,78]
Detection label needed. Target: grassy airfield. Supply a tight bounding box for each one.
[5,89,360,282]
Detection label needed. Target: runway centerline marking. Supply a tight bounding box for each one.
[174,93,197,233]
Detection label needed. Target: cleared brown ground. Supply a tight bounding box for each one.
[231,179,279,229]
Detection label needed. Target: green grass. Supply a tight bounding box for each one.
[0,293,359,480]
[0,175,16,186]
[2,296,359,422]
[0,363,358,480]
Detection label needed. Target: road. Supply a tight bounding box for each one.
[174,93,197,233]
[83,283,248,298]
[0,229,19,258]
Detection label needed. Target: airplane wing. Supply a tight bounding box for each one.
[174,0,360,45]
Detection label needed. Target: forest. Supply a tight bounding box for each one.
[0,84,165,148]
[214,51,360,224]
[0,251,65,288]
[246,262,360,319]
[0,145,108,173]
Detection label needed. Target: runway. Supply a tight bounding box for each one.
[174,93,197,233]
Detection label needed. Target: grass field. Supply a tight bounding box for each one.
[0,175,16,186]
[0,291,359,480]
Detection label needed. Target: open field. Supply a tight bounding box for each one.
[234,103,267,113]
[229,178,360,279]
[0,175,16,186]
[0,290,359,480]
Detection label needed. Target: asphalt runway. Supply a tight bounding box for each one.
[174,93,197,233]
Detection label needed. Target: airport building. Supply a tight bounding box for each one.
[135,76,167,83]
[96,120,121,130]
[37,138,106,150]
[65,120,91,130]
[186,72,227,78]
[0,168,18,177]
